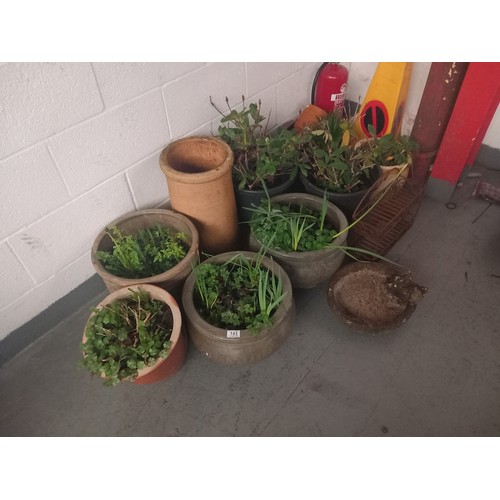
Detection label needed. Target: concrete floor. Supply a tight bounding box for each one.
[1,165,499,437]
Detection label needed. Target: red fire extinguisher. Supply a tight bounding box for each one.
[312,62,349,115]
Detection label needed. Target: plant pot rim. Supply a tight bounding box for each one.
[91,208,199,286]
[299,167,380,197]
[82,284,183,382]
[249,192,349,260]
[159,136,234,185]
[236,168,297,193]
[181,250,294,339]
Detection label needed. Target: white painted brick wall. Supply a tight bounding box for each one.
[126,151,170,209]
[0,63,103,159]
[0,62,447,342]
[0,146,70,240]
[8,175,135,284]
[246,62,305,97]
[163,63,246,139]
[0,243,35,310]
[49,91,169,196]
[276,64,319,125]
[92,62,205,109]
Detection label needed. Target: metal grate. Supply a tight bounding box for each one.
[349,179,425,258]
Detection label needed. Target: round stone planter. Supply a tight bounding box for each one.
[248,192,349,289]
[181,251,295,365]
[91,208,199,299]
[327,261,427,334]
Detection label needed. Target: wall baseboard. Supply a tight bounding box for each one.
[0,274,106,367]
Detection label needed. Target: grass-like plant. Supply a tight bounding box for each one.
[249,194,337,252]
[80,289,173,387]
[96,224,189,279]
[193,252,287,334]
[249,186,405,264]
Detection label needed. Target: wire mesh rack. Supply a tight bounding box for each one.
[348,175,425,259]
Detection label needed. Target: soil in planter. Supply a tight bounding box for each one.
[328,265,427,331]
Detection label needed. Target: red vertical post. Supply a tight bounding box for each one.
[430,63,500,187]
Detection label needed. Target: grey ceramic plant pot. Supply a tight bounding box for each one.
[91,208,199,301]
[181,251,295,365]
[248,192,349,289]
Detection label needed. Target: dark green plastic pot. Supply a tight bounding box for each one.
[299,168,380,219]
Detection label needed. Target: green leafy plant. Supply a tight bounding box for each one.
[298,112,377,193]
[210,96,301,191]
[249,195,337,252]
[96,224,189,279]
[79,289,173,386]
[368,128,419,167]
[249,186,406,264]
[193,253,287,334]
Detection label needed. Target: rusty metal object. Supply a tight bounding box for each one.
[410,62,469,182]
[349,178,425,258]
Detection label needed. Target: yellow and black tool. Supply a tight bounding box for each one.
[353,62,413,139]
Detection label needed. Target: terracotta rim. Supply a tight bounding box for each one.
[82,284,183,381]
[159,136,234,185]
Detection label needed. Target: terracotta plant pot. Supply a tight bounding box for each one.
[181,251,295,365]
[82,284,187,385]
[159,136,239,255]
[91,209,199,299]
[248,193,349,289]
[293,104,328,132]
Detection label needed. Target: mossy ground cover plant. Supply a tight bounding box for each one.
[80,289,173,386]
[96,224,189,279]
[193,253,287,334]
